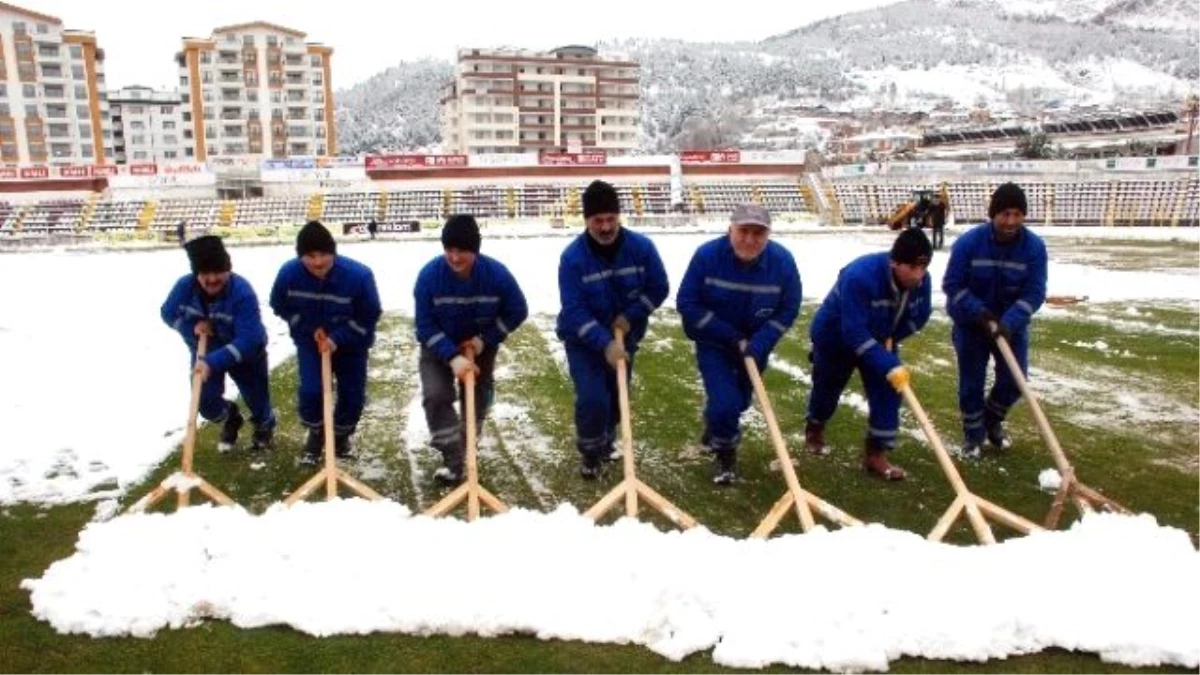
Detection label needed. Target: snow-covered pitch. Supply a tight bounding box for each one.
[5,222,1199,670]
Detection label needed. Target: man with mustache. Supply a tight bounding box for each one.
[161,235,275,453]
[556,180,670,480]
[943,182,1048,459]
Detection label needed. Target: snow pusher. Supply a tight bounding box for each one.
[128,333,236,513]
[284,330,383,505]
[424,341,508,520]
[896,377,1042,544]
[745,357,862,538]
[993,333,1128,528]
[583,328,698,530]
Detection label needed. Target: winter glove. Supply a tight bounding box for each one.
[449,355,479,381]
[460,336,485,357]
[604,339,628,369]
[886,365,911,392]
[975,310,1012,342]
[194,320,213,337]
[611,314,631,336]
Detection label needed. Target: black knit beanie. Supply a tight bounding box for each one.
[184,235,231,274]
[441,214,481,254]
[891,227,933,266]
[296,220,337,256]
[988,182,1028,219]
[582,180,620,218]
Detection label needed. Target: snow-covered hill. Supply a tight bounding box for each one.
[333,0,1198,154]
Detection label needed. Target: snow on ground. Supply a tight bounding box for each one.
[19,502,1199,670]
[0,224,1195,505]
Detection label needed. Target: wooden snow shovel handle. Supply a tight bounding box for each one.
[461,341,480,518]
[993,335,1074,478]
[314,329,337,498]
[180,333,209,476]
[744,355,816,532]
[613,328,637,514]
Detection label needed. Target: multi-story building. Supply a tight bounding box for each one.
[0,2,115,165]
[109,86,184,164]
[441,45,640,155]
[176,21,335,161]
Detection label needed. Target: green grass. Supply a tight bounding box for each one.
[2,304,1196,673]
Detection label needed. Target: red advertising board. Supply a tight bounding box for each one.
[19,167,49,179]
[364,154,468,170]
[0,168,18,180]
[537,151,607,166]
[680,150,741,164]
[92,165,119,177]
[129,164,158,176]
[59,166,91,178]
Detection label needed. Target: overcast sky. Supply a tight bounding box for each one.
[26,0,902,91]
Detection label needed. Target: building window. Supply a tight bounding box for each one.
[185,147,194,157]
[267,36,278,47]
[76,105,89,118]
[25,104,39,117]
[310,55,322,67]
[160,105,173,115]
[182,112,191,122]
[131,135,145,145]
[37,23,49,34]
[104,148,114,157]
[79,125,92,139]
[74,85,86,98]
[81,145,93,158]
[72,65,85,80]
[163,135,177,145]
[51,143,72,157]
[133,151,148,159]
[22,84,36,98]
[130,120,145,130]
[12,21,26,34]
[162,120,176,130]
[0,84,6,98]
[129,105,145,114]
[70,45,83,59]
[164,150,177,159]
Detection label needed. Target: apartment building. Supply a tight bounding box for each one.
[441,45,640,155]
[109,86,184,164]
[176,21,335,161]
[0,2,115,165]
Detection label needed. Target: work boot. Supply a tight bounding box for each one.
[433,466,463,485]
[580,453,603,480]
[217,403,244,453]
[985,419,1012,451]
[300,426,323,465]
[335,432,355,460]
[959,442,983,460]
[435,449,464,485]
[804,420,828,456]
[250,426,274,452]
[862,441,905,481]
[712,449,737,486]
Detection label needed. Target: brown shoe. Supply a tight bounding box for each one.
[805,420,828,456]
[862,448,906,481]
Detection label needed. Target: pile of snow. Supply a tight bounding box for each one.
[21,504,1199,670]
